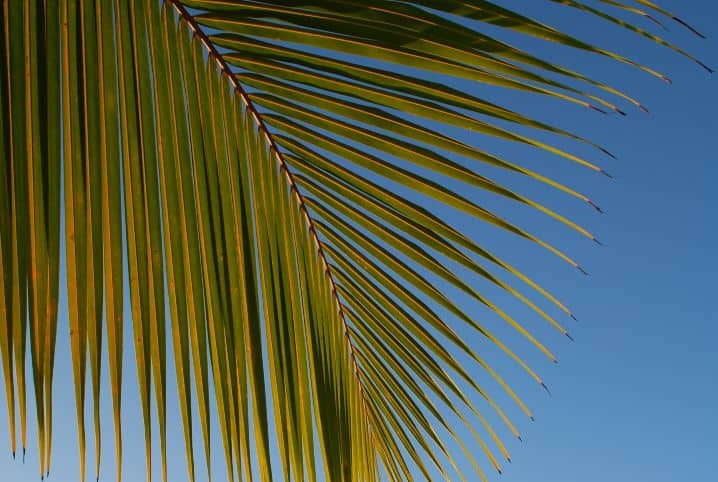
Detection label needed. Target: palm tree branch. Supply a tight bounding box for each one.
[168,0,380,457]
[161,3,708,479]
[0,1,708,481]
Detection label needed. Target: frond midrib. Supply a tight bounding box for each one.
[166,0,377,447]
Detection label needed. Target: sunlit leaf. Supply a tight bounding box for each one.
[0,1,706,481]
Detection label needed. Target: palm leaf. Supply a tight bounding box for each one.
[0,1,707,481]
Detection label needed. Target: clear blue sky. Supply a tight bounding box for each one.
[1,1,716,481]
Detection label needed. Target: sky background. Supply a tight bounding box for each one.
[1,1,717,481]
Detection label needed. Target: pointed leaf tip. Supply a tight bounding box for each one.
[697,60,714,73]
[587,199,604,214]
[672,17,706,39]
[599,147,617,159]
[541,381,553,397]
[600,169,615,180]
[644,14,666,30]
[565,332,575,342]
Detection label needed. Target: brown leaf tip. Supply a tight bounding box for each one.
[673,17,706,39]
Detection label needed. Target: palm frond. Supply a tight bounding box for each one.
[0,1,707,481]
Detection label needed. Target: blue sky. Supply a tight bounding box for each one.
[1,1,716,481]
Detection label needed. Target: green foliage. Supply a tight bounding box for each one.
[0,1,706,481]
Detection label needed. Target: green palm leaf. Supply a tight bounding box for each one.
[0,1,707,481]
